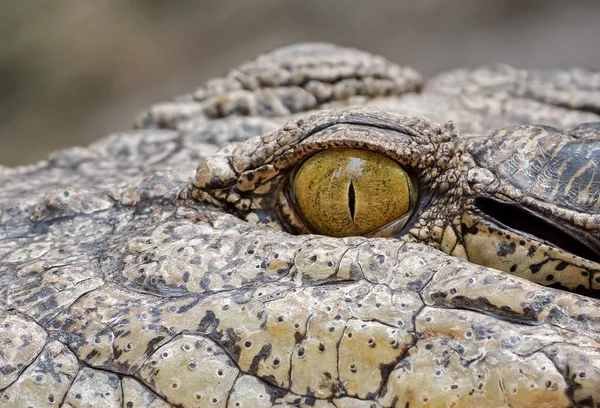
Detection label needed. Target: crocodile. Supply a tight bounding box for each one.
[1,43,600,407]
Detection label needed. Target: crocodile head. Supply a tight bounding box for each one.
[4,43,600,407]
[192,108,600,297]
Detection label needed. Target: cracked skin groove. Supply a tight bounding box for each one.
[2,43,600,407]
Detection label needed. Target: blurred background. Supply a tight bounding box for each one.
[2,0,600,166]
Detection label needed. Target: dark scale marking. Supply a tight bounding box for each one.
[529,258,551,274]
[578,397,595,407]
[144,336,166,358]
[448,296,539,323]
[461,223,479,235]
[555,261,569,271]
[108,374,120,389]
[84,349,100,361]
[497,242,516,257]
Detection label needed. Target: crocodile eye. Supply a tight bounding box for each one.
[290,149,416,237]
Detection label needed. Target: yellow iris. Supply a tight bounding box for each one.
[293,149,414,237]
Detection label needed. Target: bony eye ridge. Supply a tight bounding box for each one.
[291,148,415,238]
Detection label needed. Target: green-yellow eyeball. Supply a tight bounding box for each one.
[292,149,415,237]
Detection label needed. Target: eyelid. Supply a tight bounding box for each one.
[276,185,311,234]
[236,121,430,200]
[264,124,416,172]
[367,212,413,238]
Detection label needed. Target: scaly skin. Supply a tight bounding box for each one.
[1,44,600,407]
[192,107,600,296]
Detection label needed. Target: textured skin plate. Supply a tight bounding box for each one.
[471,124,600,212]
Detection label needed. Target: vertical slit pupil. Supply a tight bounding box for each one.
[348,181,356,221]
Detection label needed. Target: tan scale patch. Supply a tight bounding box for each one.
[379,307,571,408]
[290,304,350,398]
[162,290,267,337]
[387,245,449,291]
[237,291,311,389]
[138,335,238,407]
[0,313,47,389]
[227,375,273,408]
[549,344,600,405]
[121,377,171,408]
[8,263,104,322]
[339,319,413,399]
[3,241,51,263]
[62,368,123,408]
[238,164,279,192]
[295,237,364,282]
[119,221,296,295]
[423,257,546,320]
[355,239,403,284]
[345,282,422,331]
[0,341,79,407]
[50,286,166,372]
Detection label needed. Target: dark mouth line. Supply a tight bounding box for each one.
[474,197,600,265]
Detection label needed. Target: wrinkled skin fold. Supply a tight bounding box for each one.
[2,43,600,407]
